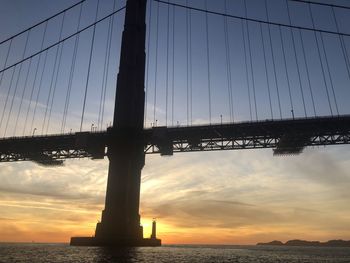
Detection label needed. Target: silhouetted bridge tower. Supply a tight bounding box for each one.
[70,0,161,246]
[1,0,350,246]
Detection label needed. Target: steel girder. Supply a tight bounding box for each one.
[0,115,349,164]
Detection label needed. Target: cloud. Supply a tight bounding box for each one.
[0,145,350,243]
[142,198,282,229]
[288,150,350,186]
[0,160,107,201]
[139,147,350,243]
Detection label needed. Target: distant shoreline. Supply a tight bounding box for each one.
[257,239,350,247]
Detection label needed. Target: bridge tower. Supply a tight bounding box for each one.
[70,0,161,246]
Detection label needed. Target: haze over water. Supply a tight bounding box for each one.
[1,243,350,263]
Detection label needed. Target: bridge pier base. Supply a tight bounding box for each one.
[70,237,161,247]
[70,140,161,247]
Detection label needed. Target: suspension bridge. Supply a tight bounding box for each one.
[0,0,350,246]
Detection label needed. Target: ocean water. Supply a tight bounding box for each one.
[0,243,350,263]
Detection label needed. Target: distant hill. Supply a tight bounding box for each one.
[257,239,350,247]
[257,240,284,246]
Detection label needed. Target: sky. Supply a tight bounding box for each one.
[0,0,350,245]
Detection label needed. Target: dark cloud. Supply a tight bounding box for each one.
[290,152,350,186]
[142,198,282,229]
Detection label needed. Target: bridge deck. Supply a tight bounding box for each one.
[0,115,349,165]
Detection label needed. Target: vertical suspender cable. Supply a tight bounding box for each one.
[145,0,153,126]
[153,1,160,126]
[0,41,12,132]
[0,67,16,132]
[265,0,282,119]
[171,5,175,126]
[299,29,317,116]
[13,57,33,134]
[165,0,170,126]
[186,0,189,126]
[62,3,84,133]
[0,39,13,90]
[279,26,295,118]
[224,0,234,122]
[241,20,252,121]
[100,19,113,130]
[308,4,333,116]
[343,38,350,74]
[0,39,14,128]
[331,7,350,83]
[80,0,100,131]
[286,0,307,117]
[244,0,258,120]
[189,7,193,125]
[47,14,67,133]
[42,13,65,133]
[23,36,43,136]
[30,42,50,134]
[99,0,116,131]
[98,2,113,130]
[205,0,212,124]
[3,30,31,136]
[97,17,111,131]
[320,32,339,115]
[24,44,46,135]
[260,23,273,119]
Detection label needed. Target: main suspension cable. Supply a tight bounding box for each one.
[289,0,350,10]
[0,0,86,46]
[0,6,126,76]
[153,0,350,37]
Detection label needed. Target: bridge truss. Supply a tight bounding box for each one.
[0,115,349,166]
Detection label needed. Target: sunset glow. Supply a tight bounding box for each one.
[1,147,350,244]
[1,0,350,247]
